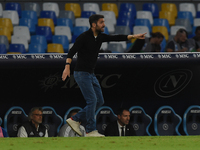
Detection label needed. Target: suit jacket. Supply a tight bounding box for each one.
[104,120,135,136]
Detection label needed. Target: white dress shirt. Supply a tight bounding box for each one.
[117,121,126,136]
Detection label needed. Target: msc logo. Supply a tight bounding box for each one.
[154,69,193,98]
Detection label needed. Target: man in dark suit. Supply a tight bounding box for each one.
[104,108,135,136]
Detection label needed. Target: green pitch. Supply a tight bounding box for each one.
[0,136,199,150]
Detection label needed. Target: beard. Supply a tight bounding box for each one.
[96,25,104,33]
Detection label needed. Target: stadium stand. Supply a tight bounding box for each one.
[9,43,26,53]
[107,42,124,53]
[75,18,90,28]
[0,18,13,34]
[54,26,72,42]
[36,26,52,42]
[65,3,81,18]
[30,35,47,50]
[28,43,46,53]
[43,2,59,17]
[119,3,136,17]
[59,10,75,25]
[102,3,118,18]
[137,11,153,26]
[153,18,170,33]
[83,3,100,14]
[5,2,22,18]
[38,18,55,34]
[0,26,11,43]
[40,11,57,26]
[115,26,131,35]
[52,35,69,52]
[19,18,36,34]
[133,26,150,37]
[135,19,152,33]
[0,3,3,18]
[81,11,96,18]
[161,3,177,18]
[0,35,9,50]
[47,43,64,53]
[21,10,37,25]
[142,3,159,18]
[24,2,40,17]
[57,18,73,33]
[11,35,29,51]
[73,26,88,36]
[13,26,30,43]
[0,1,200,53]
[179,3,196,18]
[0,44,7,54]
[100,11,116,26]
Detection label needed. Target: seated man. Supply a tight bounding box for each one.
[17,107,48,137]
[58,109,86,137]
[192,26,200,52]
[166,28,197,52]
[0,127,8,137]
[104,108,135,136]
[128,32,164,53]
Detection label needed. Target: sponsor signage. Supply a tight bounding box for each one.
[131,110,142,114]
[43,111,53,114]
[161,110,172,114]
[100,110,111,114]
[154,69,193,98]
[190,110,200,113]
[11,111,22,114]
[0,53,198,61]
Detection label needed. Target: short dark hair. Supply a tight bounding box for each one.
[177,28,188,37]
[89,14,104,27]
[68,109,80,118]
[116,108,130,116]
[195,26,200,33]
[28,107,43,121]
[151,32,164,39]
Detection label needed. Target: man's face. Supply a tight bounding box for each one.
[156,37,163,45]
[117,110,130,126]
[95,18,105,32]
[177,32,187,43]
[31,109,43,125]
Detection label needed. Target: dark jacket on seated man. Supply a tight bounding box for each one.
[17,107,48,137]
[18,121,47,137]
[104,121,135,136]
[104,108,135,136]
[166,28,198,52]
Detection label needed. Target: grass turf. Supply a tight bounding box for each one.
[0,136,199,150]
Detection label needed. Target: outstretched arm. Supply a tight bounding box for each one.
[127,33,147,40]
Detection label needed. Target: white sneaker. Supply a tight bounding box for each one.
[86,130,105,137]
[66,118,82,136]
